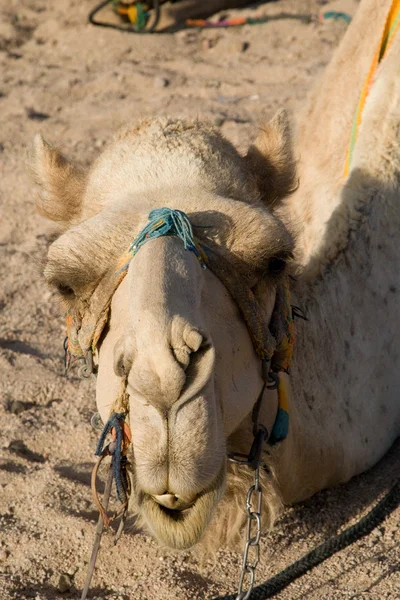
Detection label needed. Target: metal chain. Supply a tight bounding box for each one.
[235,460,263,600]
[230,362,279,600]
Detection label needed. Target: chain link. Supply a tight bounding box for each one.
[235,462,263,600]
[230,365,279,600]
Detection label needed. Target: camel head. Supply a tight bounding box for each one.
[32,114,296,550]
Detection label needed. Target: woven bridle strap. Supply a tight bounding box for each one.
[66,208,293,370]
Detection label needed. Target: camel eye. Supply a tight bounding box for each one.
[55,282,75,298]
[267,257,286,276]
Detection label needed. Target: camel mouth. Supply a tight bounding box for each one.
[135,462,226,549]
[156,502,194,520]
[146,497,195,523]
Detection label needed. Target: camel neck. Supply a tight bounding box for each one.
[286,0,392,276]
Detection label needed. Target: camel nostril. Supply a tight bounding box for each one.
[152,493,194,511]
[184,328,203,352]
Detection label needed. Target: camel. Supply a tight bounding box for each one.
[31,0,400,553]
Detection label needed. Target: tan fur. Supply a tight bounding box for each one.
[246,109,298,207]
[284,0,399,277]
[29,135,89,229]
[33,0,400,553]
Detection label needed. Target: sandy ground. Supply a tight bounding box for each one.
[0,0,399,599]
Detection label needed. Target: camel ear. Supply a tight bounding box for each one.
[246,110,297,206]
[30,134,87,226]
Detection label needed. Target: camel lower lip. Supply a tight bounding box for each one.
[147,497,194,521]
[135,463,226,549]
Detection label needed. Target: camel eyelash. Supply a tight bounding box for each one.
[267,250,294,275]
[54,282,76,298]
[267,256,287,276]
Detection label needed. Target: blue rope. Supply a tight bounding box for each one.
[119,207,206,272]
[95,412,127,503]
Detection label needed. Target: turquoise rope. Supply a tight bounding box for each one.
[323,11,352,23]
[269,408,289,445]
[119,208,206,273]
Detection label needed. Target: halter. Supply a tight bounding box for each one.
[65,208,294,429]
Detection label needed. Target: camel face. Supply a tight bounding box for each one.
[97,235,277,549]
[32,115,296,549]
[91,195,292,549]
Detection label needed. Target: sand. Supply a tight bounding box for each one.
[0,0,399,598]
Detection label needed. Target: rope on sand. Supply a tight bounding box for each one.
[186,11,352,28]
[212,481,400,599]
